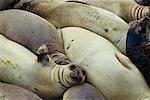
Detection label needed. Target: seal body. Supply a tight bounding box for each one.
[0,9,70,65]
[68,0,150,22]
[61,27,150,100]
[63,83,105,100]
[0,82,43,100]
[0,34,85,99]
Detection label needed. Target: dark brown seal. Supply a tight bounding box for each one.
[0,9,70,65]
[128,17,150,87]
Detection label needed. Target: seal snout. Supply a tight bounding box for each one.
[69,64,86,83]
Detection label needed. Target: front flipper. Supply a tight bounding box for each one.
[36,44,49,65]
[115,52,137,70]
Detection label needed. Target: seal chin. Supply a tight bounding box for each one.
[69,64,86,83]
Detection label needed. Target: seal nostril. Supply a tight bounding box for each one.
[70,65,76,70]
[82,70,86,76]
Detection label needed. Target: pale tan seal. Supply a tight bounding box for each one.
[60,27,150,100]
[67,0,150,22]
[0,82,43,100]
[0,34,86,99]
[63,83,105,100]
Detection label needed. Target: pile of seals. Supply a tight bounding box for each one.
[0,0,150,100]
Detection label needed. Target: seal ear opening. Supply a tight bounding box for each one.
[115,52,137,70]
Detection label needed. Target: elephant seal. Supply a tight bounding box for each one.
[0,82,42,100]
[0,9,71,65]
[60,27,150,100]
[135,0,150,6]
[0,34,86,99]
[63,83,105,100]
[67,0,150,22]
[15,0,150,23]
[128,17,150,86]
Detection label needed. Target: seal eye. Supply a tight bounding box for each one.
[70,65,76,70]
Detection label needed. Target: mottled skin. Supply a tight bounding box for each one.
[0,34,86,99]
[128,17,150,87]
[63,83,105,100]
[0,82,43,100]
[0,10,70,65]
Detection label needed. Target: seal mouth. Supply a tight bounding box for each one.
[69,64,86,83]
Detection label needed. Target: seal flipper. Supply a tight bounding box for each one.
[115,52,136,70]
[36,44,49,65]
